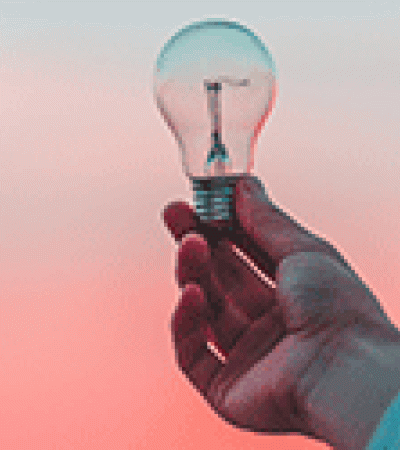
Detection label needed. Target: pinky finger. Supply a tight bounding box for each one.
[171,284,225,395]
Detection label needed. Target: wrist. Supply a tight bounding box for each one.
[298,326,400,450]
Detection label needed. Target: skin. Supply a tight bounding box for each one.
[162,175,400,450]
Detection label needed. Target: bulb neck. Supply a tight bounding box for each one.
[191,176,239,225]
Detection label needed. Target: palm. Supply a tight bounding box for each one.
[174,239,396,439]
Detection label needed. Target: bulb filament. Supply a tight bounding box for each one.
[204,78,250,176]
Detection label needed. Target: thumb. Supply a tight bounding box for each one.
[234,176,330,277]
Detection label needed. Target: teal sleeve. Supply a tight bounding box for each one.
[365,390,400,450]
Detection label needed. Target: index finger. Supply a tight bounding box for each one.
[162,200,198,242]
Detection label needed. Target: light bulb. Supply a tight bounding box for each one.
[154,18,278,226]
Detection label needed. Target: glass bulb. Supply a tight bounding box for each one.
[154,18,278,224]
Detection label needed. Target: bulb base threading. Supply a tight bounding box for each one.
[191,176,239,224]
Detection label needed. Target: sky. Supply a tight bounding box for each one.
[1,1,399,450]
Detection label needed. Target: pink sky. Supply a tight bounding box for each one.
[1,15,399,449]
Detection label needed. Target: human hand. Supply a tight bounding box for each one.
[162,175,400,450]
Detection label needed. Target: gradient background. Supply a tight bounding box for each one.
[1,2,399,449]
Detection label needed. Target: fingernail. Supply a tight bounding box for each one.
[173,284,208,338]
[182,234,210,261]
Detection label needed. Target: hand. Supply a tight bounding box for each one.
[162,175,400,450]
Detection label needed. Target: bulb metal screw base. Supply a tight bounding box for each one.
[191,176,239,224]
